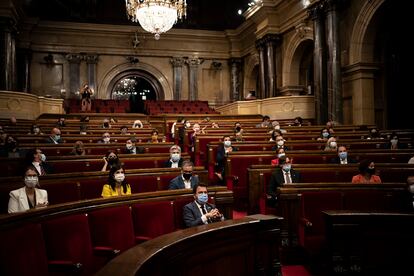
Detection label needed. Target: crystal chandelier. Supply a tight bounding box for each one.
[125,0,187,40]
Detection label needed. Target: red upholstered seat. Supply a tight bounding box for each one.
[41,181,80,204]
[298,191,343,256]
[80,178,106,200]
[0,223,48,276]
[131,201,176,243]
[173,195,194,229]
[88,205,135,267]
[42,214,95,275]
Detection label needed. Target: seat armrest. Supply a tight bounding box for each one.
[299,217,313,227]
[94,246,120,257]
[226,175,238,190]
[48,260,83,273]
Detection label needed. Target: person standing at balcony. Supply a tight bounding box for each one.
[80,82,93,112]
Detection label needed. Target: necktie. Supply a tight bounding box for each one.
[40,164,46,176]
[200,205,207,215]
[285,172,291,184]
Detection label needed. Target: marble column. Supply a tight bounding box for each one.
[65,54,82,98]
[229,58,242,101]
[0,17,16,91]
[264,34,280,98]
[255,41,266,99]
[309,3,328,125]
[326,0,343,123]
[170,57,184,100]
[85,54,98,95]
[186,57,204,101]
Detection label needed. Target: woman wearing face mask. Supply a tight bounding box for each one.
[352,159,382,184]
[101,151,121,172]
[234,122,244,142]
[149,130,159,143]
[28,124,44,135]
[165,145,183,168]
[70,141,86,156]
[388,132,402,150]
[8,167,48,213]
[215,136,238,182]
[1,135,25,158]
[101,166,131,198]
[324,137,338,151]
[317,128,331,141]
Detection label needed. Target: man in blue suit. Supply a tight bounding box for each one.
[183,183,224,228]
[168,160,199,190]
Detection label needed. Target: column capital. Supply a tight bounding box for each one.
[229,58,242,65]
[307,1,325,20]
[170,57,185,67]
[256,34,281,49]
[65,54,82,64]
[85,54,99,64]
[186,57,204,67]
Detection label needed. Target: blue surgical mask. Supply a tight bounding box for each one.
[197,193,208,204]
[322,132,329,138]
[54,135,61,141]
[339,152,347,160]
[282,164,291,172]
[224,140,231,147]
[277,153,285,158]
[40,153,46,162]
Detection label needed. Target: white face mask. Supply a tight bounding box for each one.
[330,142,337,148]
[274,125,280,130]
[171,153,181,162]
[277,140,284,146]
[25,176,39,188]
[40,153,46,162]
[114,173,125,183]
[103,137,110,143]
[185,123,191,128]
[224,140,232,147]
[126,144,134,150]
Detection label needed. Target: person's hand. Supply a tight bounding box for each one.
[207,208,220,219]
[103,157,108,164]
[36,201,49,208]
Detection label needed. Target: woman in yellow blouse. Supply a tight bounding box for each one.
[101,165,131,198]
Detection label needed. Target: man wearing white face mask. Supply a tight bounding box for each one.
[165,145,183,168]
[183,183,224,228]
[8,167,48,213]
[271,135,289,151]
[101,166,131,198]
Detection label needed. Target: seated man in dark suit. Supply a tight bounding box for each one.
[330,145,357,164]
[164,145,184,168]
[183,183,224,228]
[44,127,61,144]
[168,160,199,190]
[267,156,301,205]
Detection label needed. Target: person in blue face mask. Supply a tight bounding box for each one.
[330,145,357,165]
[267,156,301,206]
[183,183,224,228]
[45,127,62,144]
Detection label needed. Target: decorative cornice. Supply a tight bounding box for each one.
[65,54,82,64]
[185,57,204,67]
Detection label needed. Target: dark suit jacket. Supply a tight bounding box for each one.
[215,145,238,173]
[124,146,145,154]
[164,158,184,168]
[183,201,219,228]
[44,136,60,144]
[329,156,357,164]
[268,168,301,197]
[28,162,54,176]
[168,175,199,190]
